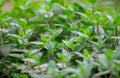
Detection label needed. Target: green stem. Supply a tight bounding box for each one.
[92,4,95,15]
[115,26,118,36]
[96,22,99,34]
[0,23,5,44]
[47,12,52,29]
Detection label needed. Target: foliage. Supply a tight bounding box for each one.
[0,0,120,78]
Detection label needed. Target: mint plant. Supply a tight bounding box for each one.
[0,0,120,78]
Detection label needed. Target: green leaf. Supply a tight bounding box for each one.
[114,14,120,25]
[106,15,114,24]
[74,40,87,51]
[18,18,27,27]
[49,29,62,41]
[85,8,92,16]
[48,41,55,49]
[94,11,101,20]
[30,41,44,45]
[41,35,47,43]
[89,0,97,4]
[114,43,120,58]
[62,40,70,48]
[48,60,57,75]
[0,44,11,57]
[83,50,90,57]
[1,17,12,23]
[71,31,88,38]
[19,29,24,37]
[8,34,22,39]
[76,12,89,21]
[8,54,24,58]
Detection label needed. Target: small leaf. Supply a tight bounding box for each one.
[94,11,101,20]
[19,29,24,37]
[71,31,88,38]
[48,60,57,74]
[23,58,37,64]
[8,54,24,58]
[49,29,62,40]
[8,34,22,39]
[76,12,89,21]
[89,0,97,4]
[1,17,12,23]
[30,41,44,45]
[30,49,42,55]
[18,18,27,27]
[83,50,90,57]
[94,26,105,40]
[62,40,70,48]
[86,8,92,16]
[114,42,120,58]
[74,40,87,51]
[45,11,54,18]
[48,41,55,49]
[106,15,114,24]
[0,44,11,57]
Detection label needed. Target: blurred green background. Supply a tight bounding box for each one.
[1,0,120,12]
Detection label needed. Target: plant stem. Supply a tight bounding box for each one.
[115,26,118,36]
[109,73,112,78]
[96,22,99,34]
[0,23,5,44]
[92,4,95,14]
[47,12,52,29]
